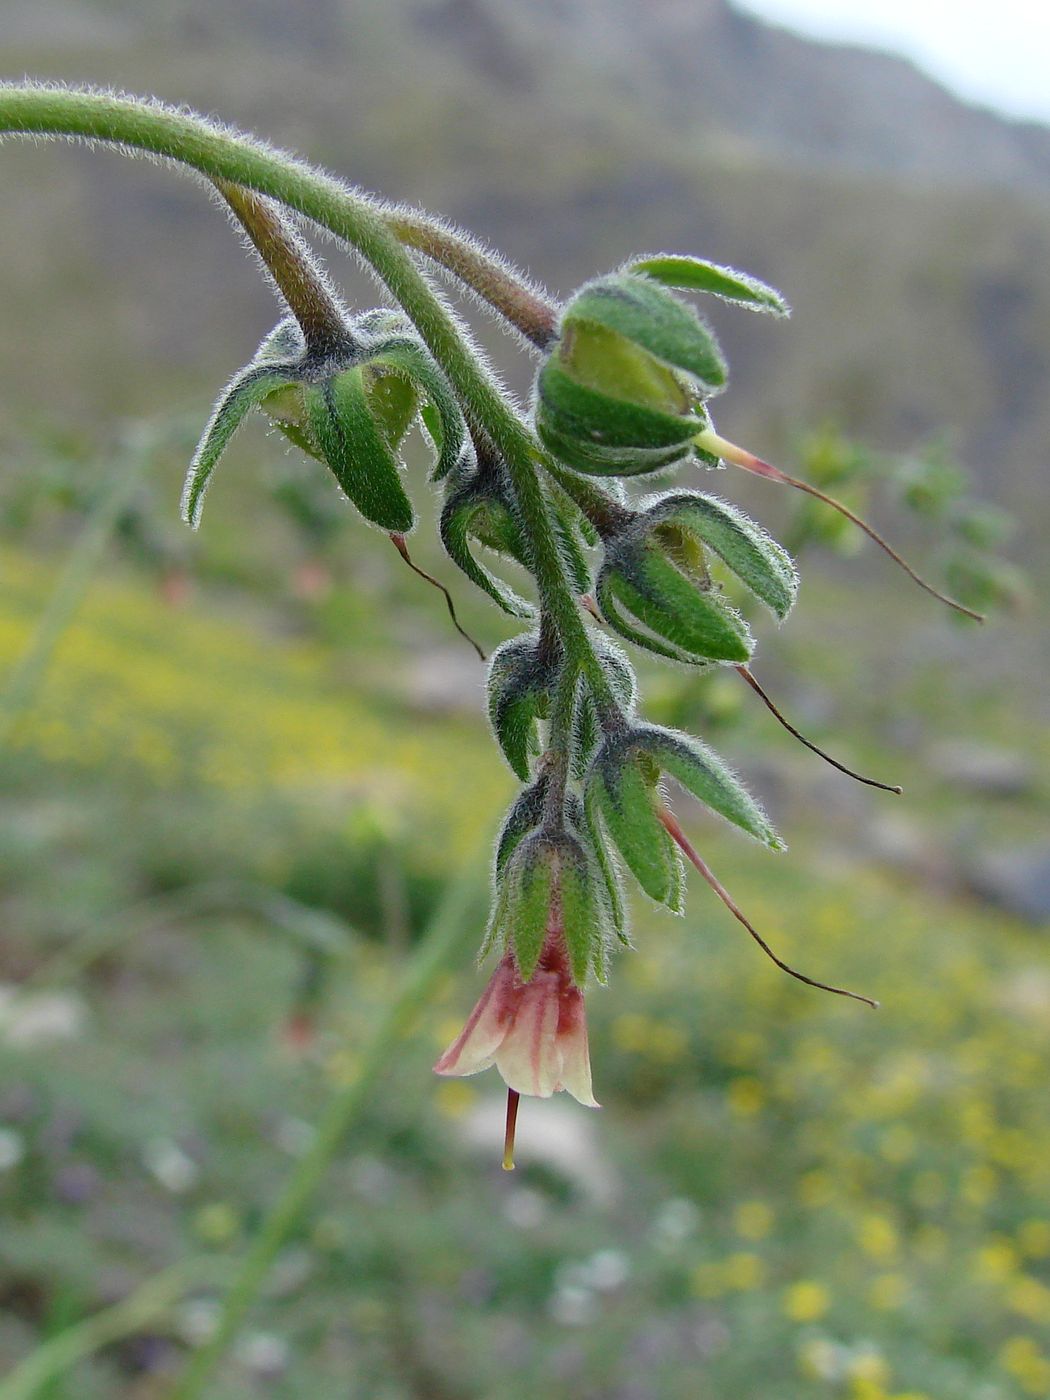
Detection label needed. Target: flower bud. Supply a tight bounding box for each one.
[586,723,782,908]
[535,271,726,477]
[439,460,533,616]
[486,632,556,780]
[593,488,798,665]
[182,315,467,532]
[488,829,612,986]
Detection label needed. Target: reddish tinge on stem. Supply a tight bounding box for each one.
[657,805,878,1009]
[701,431,985,623]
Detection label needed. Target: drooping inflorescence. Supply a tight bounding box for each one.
[0,86,987,1167]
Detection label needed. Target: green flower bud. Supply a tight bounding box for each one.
[439,461,533,616]
[586,723,782,908]
[535,271,727,477]
[487,828,611,986]
[182,314,467,531]
[487,631,556,780]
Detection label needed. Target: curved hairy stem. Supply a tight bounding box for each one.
[388,207,559,348]
[0,85,607,693]
[217,180,350,351]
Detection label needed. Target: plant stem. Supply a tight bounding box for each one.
[217,181,350,353]
[169,865,483,1400]
[387,208,558,349]
[0,1260,225,1400]
[0,86,605,700]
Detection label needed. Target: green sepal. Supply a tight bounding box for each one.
[303,370,414,533]
[548,485,594,594]
[494,778,548,883]
[183,361,302,527]
[539,356,704,453]
[589,748,682,910]
[557,835,603,987]
[487,633,553,780]
[643,491,798,619]
[507,837,556,980]
[598,544,753,665]
[361,361,418,450]
[367,338,468,482]
[536,406,693,477]
[439,471,533,617]
[564,273,727,390]
[572,634,637,779]
[580,784,629,952]
[645,726,783,850]
[628,256,790,317]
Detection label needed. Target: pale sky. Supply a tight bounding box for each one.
[734,0,1050,125]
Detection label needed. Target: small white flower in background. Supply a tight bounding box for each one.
[234,1331,290,1378]
[502,1187,547,1230]
[142,1137,199,1193]
[0,1127,25,1171]
[651,1197,700,1249]
[0,986,87,1049]
[174,1298,220,1347]
[548,1282,597,1327]
[583,1248,630,1292]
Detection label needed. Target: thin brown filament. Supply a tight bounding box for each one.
[389,534,487,661]
[707,434,985,623]
[503,1088,520,1171]
[657,806,878,1009]
[736,666,902,794]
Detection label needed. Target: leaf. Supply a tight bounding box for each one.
[304,370,415,533]
[629,256,789,316]
[565,273,728,389]
[182,362,301,527]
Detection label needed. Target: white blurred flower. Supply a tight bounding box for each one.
[0,986,87,1048]
[0,1127,25,1171]
[143,1137,199,1193]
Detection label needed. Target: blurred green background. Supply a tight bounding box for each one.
[0,3,1048,1397]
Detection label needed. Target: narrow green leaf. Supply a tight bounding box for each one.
[182,363,300,527]
[629,256,789,316]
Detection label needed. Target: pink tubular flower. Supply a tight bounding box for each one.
[434,931,598,1109]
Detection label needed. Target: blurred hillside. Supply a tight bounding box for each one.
[3,0,1049,521]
